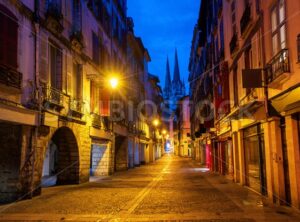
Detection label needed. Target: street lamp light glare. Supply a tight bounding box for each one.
[109,77,118,89]
[162,130,167,135]
[153,119,159,126]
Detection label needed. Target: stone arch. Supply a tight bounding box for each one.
[42,127,80,186]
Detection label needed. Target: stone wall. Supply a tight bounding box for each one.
[32,121,91,196]
[0,123,22,203]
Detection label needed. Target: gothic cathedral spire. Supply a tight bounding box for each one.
[163,56,172,99]
[172,48,180,83]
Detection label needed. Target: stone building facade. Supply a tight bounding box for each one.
[177,96,191,157]
[0,0,162,203]
[189,0,300,209]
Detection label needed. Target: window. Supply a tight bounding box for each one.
[220,19,225,54]
[92,32,100,65]
[231,0,237,35]
[72,63,82,99]
[46,0,62,15]
[72,0,82,33]
[271,0,286,56]
[233,66,239,106]
[256,0,260,13]
[297,34,300,62]
[90,81,99,114]
[0,4,18,68]
[49,43,62,90]
[245,45,252,95]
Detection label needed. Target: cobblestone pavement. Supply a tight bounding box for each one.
[1,154,300,221]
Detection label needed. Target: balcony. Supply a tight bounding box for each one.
[266,49,290,84]
[69,97,84,118]
[70,31,84,51]
[0,64,22,89]
[42,85,64,111]
[91,113,112,131]
[240,4,251,36]
[230,33,238,55]
[45,2,63,33]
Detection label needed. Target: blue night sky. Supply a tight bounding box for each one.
[127,0,201,91]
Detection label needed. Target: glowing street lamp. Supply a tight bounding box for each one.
[162,129,167,135]
[153,119,159,127]
[109,77,119,89]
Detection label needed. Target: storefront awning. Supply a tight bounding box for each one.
[270,84,300,115]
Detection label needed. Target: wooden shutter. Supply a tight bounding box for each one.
[0,8,7,65]
[0,5,18,68]
[66,53,72,95]
[77,64,83,99]
[72,0,82,32]
[39,31,49,83]
[90,81,96,113]
[7,17,18,68]
[92,32,100,65]
[99,88,110,116]
[55,48,63,90]
[71,63,83,99]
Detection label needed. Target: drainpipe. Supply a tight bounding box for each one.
[260,12,269,118]
[30,0,41,198]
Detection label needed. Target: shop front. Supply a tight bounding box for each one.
[216,136,233,178]
[243,124,267,195]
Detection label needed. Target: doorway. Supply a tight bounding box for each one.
[42,127,79,187]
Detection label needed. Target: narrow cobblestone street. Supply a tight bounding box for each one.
[0,155,299,221]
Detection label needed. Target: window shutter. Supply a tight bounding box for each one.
[55,49,63,90]
[62,53,67,93]
[66,54,72,95]
[0,5,18,68]
[90,81,95,113]
[78,64,83,99]
[7,18,18,68]
[39,32,49,83]
[0,10,7,64]
[92,32,100,65]
[99,88,110,116]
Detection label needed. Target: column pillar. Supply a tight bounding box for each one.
[262,120,274,201]
[232,132,239,183]
[285,115,300,209]
[237,130,246,185]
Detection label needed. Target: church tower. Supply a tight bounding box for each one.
[163,49,186,111]
[172,49,184,97]
[163,57,172,100]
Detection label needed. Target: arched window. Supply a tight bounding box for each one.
[0,4,18,68]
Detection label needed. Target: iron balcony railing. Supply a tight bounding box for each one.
[266,48,290,83]
[240,3,251,35]
[230,33,238,55]
[0,64,22,89]
[69,97,84,115]
[42,85,64,108]
[70,31,84,45]
[91,113,112,131]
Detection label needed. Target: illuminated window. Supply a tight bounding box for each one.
[271,0,286,56]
